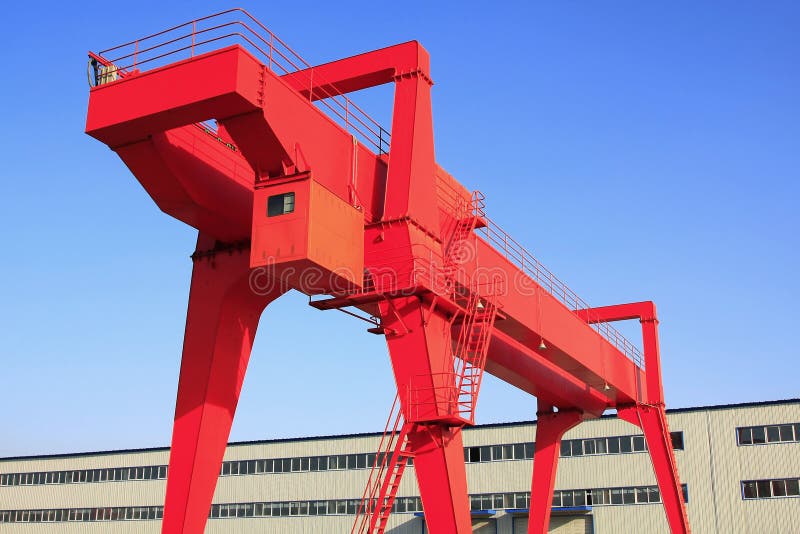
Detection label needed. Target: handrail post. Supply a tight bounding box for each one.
[269,33,274,71]
[133,40,139,69]
[191,21,196,57]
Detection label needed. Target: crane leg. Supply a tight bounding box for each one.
[408,425,471,533]
[161,235,283,534]
[618,404,690,534]
[528,404,583,534]
[378,296,473,534]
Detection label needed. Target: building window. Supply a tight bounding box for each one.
[267,192,295,217]
[742,478,800,500]
[559,431,684,458]
[0,484,692,524]
[737,423,799,446]
[0,464,168,488]
[0,431,690,491]
[464,441,533,463]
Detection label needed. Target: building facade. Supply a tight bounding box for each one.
[1,399,798,533]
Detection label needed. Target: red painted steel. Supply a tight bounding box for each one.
[85,9,689,534]
[586,301,690,533]
[164,234,285,533]
[529,405,584,533]
[618,405,690,533]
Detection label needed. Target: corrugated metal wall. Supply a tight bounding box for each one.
[513,516,592,534]
[1,401,798,533]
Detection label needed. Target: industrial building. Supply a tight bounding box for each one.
[1,398,798,533]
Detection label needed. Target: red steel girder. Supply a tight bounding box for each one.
[281,41,430,101]
[576,301,663,405]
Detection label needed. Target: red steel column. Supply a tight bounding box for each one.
[383,68,439,232]
[640,313,665,405]
[618,404,690,534]
[162,235,284,534]
[528,404,583,534]
[618,307,689,533]
[408,425,471,533]
[378,296,472,534]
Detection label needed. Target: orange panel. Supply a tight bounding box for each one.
[307,178,364,288]
[251,174,363,294]
[252,177,310,265]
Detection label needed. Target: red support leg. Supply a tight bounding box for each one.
[162,235,284,534]
[528,404,583,534]
[378,296,472,534]
[577,301,689,532]
[618,404,690,534]
[408,425,471,533]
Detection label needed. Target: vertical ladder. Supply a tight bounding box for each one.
[441,191,485,286]
[450,290,498,424]
[352,396,414,534]
[442,191,498,424]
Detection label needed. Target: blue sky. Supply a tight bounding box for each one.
[0,1,797,457]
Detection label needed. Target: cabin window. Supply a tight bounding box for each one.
[267,192,295,216]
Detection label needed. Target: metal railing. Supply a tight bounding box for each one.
[407,372,471,423]
[436,179,644,368]
[89,8,390,154]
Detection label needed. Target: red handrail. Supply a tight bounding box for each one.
[91,8,390,154]
[435,178,644,368]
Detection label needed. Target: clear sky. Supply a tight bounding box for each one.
[0,1,797,457]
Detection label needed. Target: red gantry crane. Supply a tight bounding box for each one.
[85,9,690,534]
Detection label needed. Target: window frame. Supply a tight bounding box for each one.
[737,422,800,446]
[267,192,296,217]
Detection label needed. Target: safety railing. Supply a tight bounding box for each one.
[407,372,472,424]
[477,217,644,367]
[89,8,390,154]
[436,178,644,368]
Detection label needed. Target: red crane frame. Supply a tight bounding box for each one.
[84,9,690,533]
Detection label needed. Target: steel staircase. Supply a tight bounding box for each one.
[353,193,500,533]
[421,189,500,425]
[450,290,499,424]
[441,192,485,286]
[352,395,414,534]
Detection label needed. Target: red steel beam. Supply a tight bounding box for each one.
[574,301,657,324]
[485,329,610,417]
[575,301,661,404]
[280,41,430,101]
[86,46,264,148]
[111,127,254,242]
